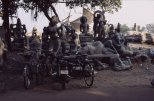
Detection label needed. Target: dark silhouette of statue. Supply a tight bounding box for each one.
[93,10,106,40]
[68,29,78,52]
[80,16,89,35]
[116,23,121,33]
[10,18,27,39]
[10,18,27,50]
[108,24,115,38]
[29,27,41,51]
[43,16,62,56]
[133,23,137,31]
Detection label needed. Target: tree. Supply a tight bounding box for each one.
[120,24,130,33]
[21,0,122,21]
[146,24,154,33]
[1,0,20,50]
[140,26,145,32]
[65,0,122,13]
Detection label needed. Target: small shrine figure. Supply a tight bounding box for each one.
[80,16,89,35]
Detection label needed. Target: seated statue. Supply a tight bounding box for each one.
[80,16,89,35]
[108,24,115,38]
[78,41,132,71]
[10,18,27,50]
[10,18,27,40]
[29,27,41,51]
[106,23,134,58]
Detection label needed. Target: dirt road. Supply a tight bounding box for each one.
[0,86,154,101]
[0,43,154,101]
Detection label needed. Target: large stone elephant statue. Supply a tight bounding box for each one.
[78,41,132,71]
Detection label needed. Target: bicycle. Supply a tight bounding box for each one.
[65,53,94,87]
[23,49,45,89]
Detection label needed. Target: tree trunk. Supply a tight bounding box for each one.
[2,0,11,50]
[50,4,60,21]
[42,4,60,22]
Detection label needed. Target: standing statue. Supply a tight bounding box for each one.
[116,23,121,33]
[80,16,89,35]
[42,27,50,52]
[93,10,106,40]
[68,29,78,52]
[45,16,62,56]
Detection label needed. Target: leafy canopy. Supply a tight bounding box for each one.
[1,0,122,20]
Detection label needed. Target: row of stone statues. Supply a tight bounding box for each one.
[6,12,132,71]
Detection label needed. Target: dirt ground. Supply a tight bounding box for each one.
[0,43,154,97]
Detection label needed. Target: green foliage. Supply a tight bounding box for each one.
[120,24,130,33]
[1,0,122,20]
[146,24,154,33]
[65,0,122,13]
[1,0,20,16]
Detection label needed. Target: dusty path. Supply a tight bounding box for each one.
[0,86,154,101]
[0,43,154,101]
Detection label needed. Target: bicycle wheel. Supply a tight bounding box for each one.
[62,81,66,89]
[83,63,94,87]
[151,79,154,87]
[36,68,40,85]
[23,65,31,89]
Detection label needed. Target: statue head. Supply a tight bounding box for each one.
[96,14,101,19]
[32,27,38,37]
[49,16,59,26]
[80,16,87,24]
[109,24,114,31]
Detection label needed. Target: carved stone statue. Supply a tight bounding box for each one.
[29,27,41,51]
[46,16,62,56]
[10,18,27,50]
[108,24,115,38]
[93,10,106,40]
[78,41,132,71]
[10,18,27,39]
[111,32,134,58]
[80,16,89,35]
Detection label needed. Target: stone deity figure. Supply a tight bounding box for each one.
[93,10,106,40]
[80,16,89,35]
[10,18,27,39]
[29,27,41,51]
[46,16,62,56]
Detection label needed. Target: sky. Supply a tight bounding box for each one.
[106,0,154,27]
[1,0,154,33]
